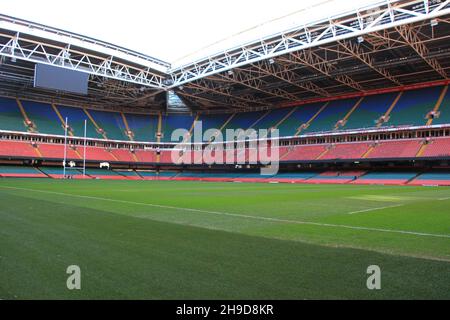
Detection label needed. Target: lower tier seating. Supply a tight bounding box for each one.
[0,165,46,178]
[352,172,418,185]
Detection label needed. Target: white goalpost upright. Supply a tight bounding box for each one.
[62,117,87,179]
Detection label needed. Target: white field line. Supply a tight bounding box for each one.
[347,204,404,215]
[439,197,450,201]
[1,185,450,239]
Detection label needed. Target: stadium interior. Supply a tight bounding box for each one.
[2,0,450,301]
[1,0,450,185]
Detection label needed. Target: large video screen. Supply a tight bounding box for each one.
[34,64,89,95]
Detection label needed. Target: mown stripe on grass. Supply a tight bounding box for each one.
[1,185,450,240]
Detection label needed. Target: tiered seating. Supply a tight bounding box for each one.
[57,105,102,139]
[161,114,195,142]
[114,170,142,180]
[134,149,157,163]
[278,103,325,137]
[266,172,318,183]
[159,150,177,164]
[0,165,46,178]
[409,173,450,186]
[353,172,417,185]
[282,145,327,161]
[84,147,117,162]
[344,93,398,130]
[39,167,91,179]
[88,109,128,141]
[136,171,158,180]
[419,138,450,158]
[307,171,362,184]
[37,143,80,160]
[321,143,371,160]
[222,110,266,134]
[124,113,159,142]
[110,149,136,162]
[366,140,422,159]
[0,140,39,158]
[303,98,358,133]
[83,168,126,180]
[21,101,63,135]
[432,87,450,125]
[0,98,26,132]
[384,87,442,127]
[251,108,292,132]
[196,114,231,140]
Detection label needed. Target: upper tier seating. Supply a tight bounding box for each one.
[0,98,26,132]
[383,86,442,127]
[124,113,159,142]
[251,108,293,133]
[161,114,195,142]
[222,110,267,134]
[278,103,325,137]
[344,92,398,130]
[21,101,63,135]
[1,86,449,142]
[303,98,359,133]
[88,109,128,141]
[433,87,450,125]
[57,105,103,139]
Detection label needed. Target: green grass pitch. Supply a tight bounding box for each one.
[0,178,449,299]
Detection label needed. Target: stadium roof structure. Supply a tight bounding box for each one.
[0,0,449,113]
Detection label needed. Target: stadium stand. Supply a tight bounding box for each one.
[39,167,91,179]
[37,142,81,160]
[320,143,371,160]
[110,149,136,163]
[0,97,27,132]
[0,140,40,158]
[307,171,365,184]
[383,87,442,127]
[82,168,126,180]
[56,104,103,139]
[278,103,325,137]
[0,165,46,178]
[302,98,359,133]
[222,110,267,134]
[419,138,450,158]
[344,93,398,130]
[282,145,328,161]
[124,113,159,142]
[161,114,195,142]
[88,109,129,141]
[365,140,422,159]
[20,100,63,135]
[432,87,450,125]
[352,172,418,185]
[114,170,143,180]
[409,173,450,186]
